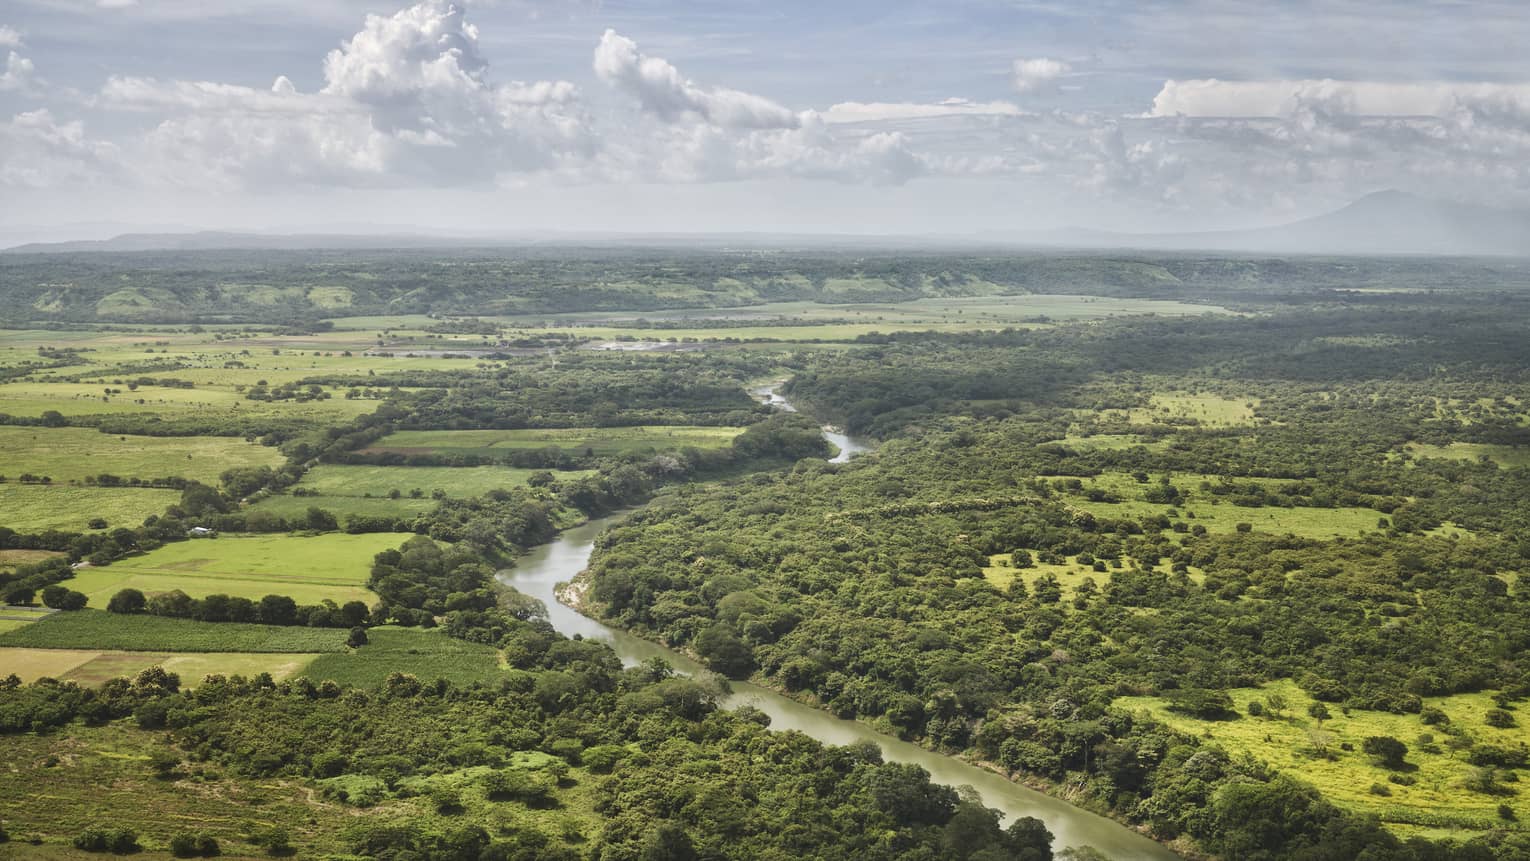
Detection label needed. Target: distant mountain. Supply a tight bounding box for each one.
[1027,191,1530,257]
[4,192,1525,256]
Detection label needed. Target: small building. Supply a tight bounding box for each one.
[188,526,216,538]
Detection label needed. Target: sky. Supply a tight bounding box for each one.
[2,0,1529,240]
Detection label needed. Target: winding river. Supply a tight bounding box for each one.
[497,396,1179,859]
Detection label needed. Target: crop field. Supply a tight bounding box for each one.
[0,609,351,652]
[289,463,584,500]
[0,646,318,685]
[303,626,506,688]
[1117,678,1530,839]
[368,425,744,457]
[64,532,409,605]
[0,426,283,484]
[0,484,180,532]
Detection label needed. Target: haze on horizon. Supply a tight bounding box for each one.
[3,0,1529,244]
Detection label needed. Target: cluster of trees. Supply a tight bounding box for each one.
[105,586,369,630]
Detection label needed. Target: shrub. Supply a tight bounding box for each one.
[74,828,138,854]
[1485,708,1517,729]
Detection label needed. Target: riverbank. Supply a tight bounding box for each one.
[563,562,1193,856]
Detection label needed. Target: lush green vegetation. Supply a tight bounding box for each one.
[66,532,406,605]
[6,248,1530,859]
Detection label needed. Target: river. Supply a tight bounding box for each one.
[500,521,1180,860]
[747,382,873,463]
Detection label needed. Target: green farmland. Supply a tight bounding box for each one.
[367,425,744,457]
[64,532,408,605]
[287,463,588,500]
[0,610,350,652]
[0,484,180,532]
[0,426,283,484]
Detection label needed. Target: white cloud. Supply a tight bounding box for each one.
[0,26,21,48]
[1149,79,1530,119]
[821,98,1026,124]
[1012,57,1069,92]
[97,0,592,188]
[0,109,119,187]
[593,29,799,130]
[0,50,36,91]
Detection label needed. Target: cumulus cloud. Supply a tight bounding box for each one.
[0,109,119,187]
[97,0,591,188]
[593,29,798,129]
[1012,57,1069,92]
[0,26,21,48]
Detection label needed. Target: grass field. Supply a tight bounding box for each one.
[0,610,350,652]
[1409,442,1530,470]
[368,426,744,457]
[982,553,1112,598]
[64,532,409,605]
[0,646,318,685]
[1117,678,1530,838]
[0,484,180,532]
[304,626,506,687]
[1045,471,1391,539]
[0,549,65,569]
[1094,391,1260,428]
[248,492,438,521]
[290,463,586,500]
[0,426,283,484]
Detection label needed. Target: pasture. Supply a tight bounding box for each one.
[0,610,350,652]
[248,491,437,522]
[303,626,506,688]
[369,425,744,457]
[66,532,408,605]
[0,426,283,484]
[0,484,180,532]
[289,463,584,500]
[1117,678,1530,839]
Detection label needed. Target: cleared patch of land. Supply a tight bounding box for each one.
[1408,442,1530,469]
[1117,678,1530,839]
[248,492,437,522]
[66,532,407,605]
[0,647,318,685]
[368,425,743,457]
[0,426,283,484]
[0,609,350,652]
[0,484,180,532]
[1045,471,1392,539]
